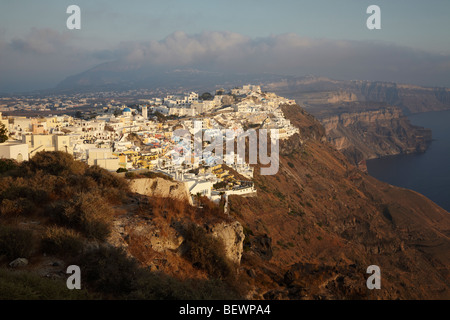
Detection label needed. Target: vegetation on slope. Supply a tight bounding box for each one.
[0,151,241,300]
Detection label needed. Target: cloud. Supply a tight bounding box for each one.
[106,31,450,86]
[10,28,74,54]
[1,29,450,92]
[0,28,116,92]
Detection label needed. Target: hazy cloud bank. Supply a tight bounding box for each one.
[1,29,450,92]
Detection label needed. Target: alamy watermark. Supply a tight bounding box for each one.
[172,121,279,175]
[366,265,381,289]
[367,5,381,30]
[66,5,81,30]
[66,5,381,31]
[66,265,81,290]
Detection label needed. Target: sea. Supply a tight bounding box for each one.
[366,109,450,212]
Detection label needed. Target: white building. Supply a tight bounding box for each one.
[0,141,29,162]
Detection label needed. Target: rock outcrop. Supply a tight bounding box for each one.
[129,177,193,205]
[9,258,28,268]
[209,221,245,265]
[109,212,245,267]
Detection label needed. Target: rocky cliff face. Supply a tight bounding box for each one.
[208,221,245,264]
[354,81,450,114]
[107,199,245,274]
[265,77,442,164]
[318,105,432,165]
[266,76,450,115]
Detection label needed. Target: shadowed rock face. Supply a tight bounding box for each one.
[209,221,245,265]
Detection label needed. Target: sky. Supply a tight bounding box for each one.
[1,0,450,92]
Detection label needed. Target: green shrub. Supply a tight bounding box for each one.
[41,226,84,257]
[274,190,285,200]
[0,226,34,259]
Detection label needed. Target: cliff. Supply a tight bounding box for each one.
[266,76,450,115]
[317,105,432,165]
[265,77,441,164]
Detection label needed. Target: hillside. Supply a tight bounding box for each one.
[1,104,449,300]
[228,104,450,299]
[0,152,243,299]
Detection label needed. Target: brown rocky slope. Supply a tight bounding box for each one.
[227,104,450,299]
[1,104,449,300]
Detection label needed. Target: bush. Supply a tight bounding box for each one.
[0,226,34,259]
[5,185,47,205]
[116,167,128,173]
[125,172,136,179]
[85,165,129,202]
[0,268,92,300]
[0,199,22,216]
[141,171,173,181]
[0,159,18,175]
[76,246,140,297]
[41,226,84,257]
[0,198,35,217]
[130,273,240,300]
[183,224,235,280]
[75,246,240,299]
[49,193,113,241]
[85,165,129,192]
[26,151,87,176]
